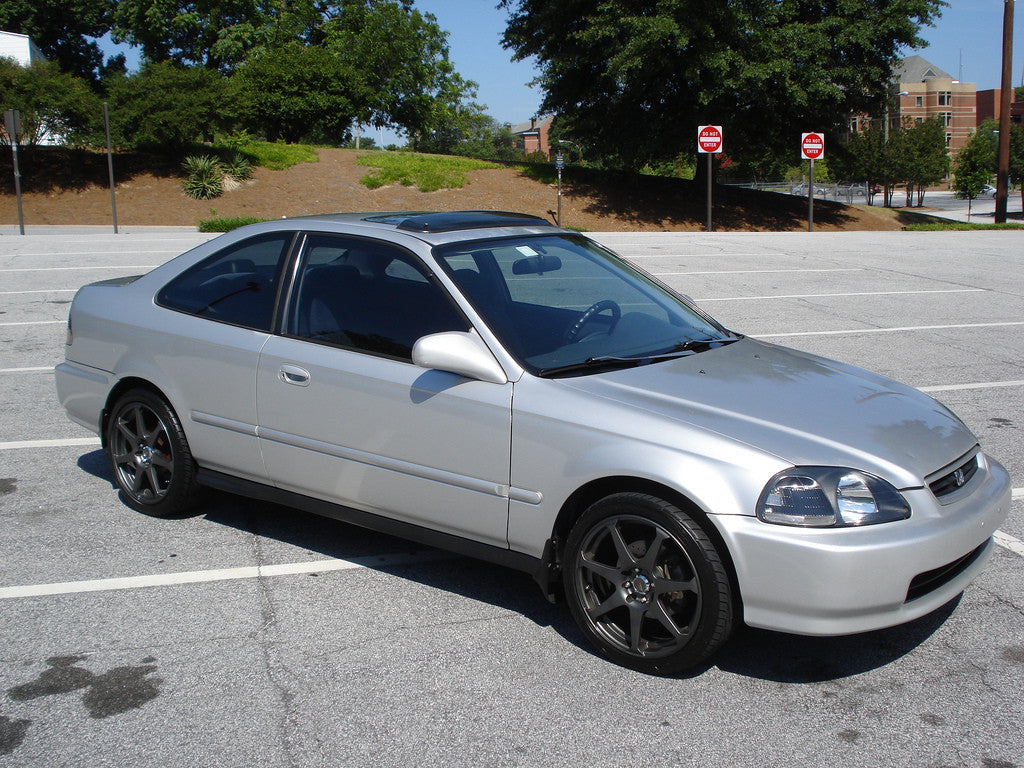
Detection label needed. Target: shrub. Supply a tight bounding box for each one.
[182,154,224,199]
[198,216,268,232]
[223,152,253,181]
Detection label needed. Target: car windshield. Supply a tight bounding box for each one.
[434,234,737,377]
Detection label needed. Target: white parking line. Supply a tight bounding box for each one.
[698,289,985,302]
[0,289,77,295]
[920,381,1024,393]
[650,268,864,275]
[0,551,450,600]
[0,320,65,327]
[0,366,55,374]
[995,531,1024,557]
[756,321,1024,338]
[2,265,158,272]
[0,437,101,450]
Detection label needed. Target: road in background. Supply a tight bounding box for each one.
[1,228,1022,767]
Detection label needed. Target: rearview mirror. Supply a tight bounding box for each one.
[512,254,562,275]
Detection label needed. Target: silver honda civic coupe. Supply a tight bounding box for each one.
[56,211,1011,674]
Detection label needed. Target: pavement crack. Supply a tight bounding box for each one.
[247,508,317,768]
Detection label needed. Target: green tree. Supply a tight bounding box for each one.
[952,126,996,218]
[234,42,355,143]
[903,118,949,206]
[105,62,238,152]
[0,0,115,83]
[324,0,476,139]
[1010,124,1024,210]
[0,58,100,147]
[501,0,945,170]
[112,0,281,71]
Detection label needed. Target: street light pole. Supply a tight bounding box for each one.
[995,0,1014,223]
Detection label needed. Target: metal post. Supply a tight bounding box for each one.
[4,109,24,235]
[556,166,562,227]
[995,0,1014,223]
[706,153,712,232]
[808,159,815,232]
[103,102,118,234]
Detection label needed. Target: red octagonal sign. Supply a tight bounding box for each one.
[801,132,825,160]
[697,125,723,154]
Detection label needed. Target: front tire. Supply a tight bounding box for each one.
[563,493,734,674]
[105,388,201,517]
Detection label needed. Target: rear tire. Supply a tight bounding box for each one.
[563,492,734,674]
[105,388,201,517]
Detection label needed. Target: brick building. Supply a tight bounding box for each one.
[891,55,977,153]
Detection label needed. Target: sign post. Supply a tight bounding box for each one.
[697,125,723,232]
[103,102,118,234]
[554,153,565,227]
[4,109,24,235]
[800,132,825,232]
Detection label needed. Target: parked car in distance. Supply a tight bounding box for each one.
[56,211,1012,674]
[792,183,827,196]
[980,184,997,198]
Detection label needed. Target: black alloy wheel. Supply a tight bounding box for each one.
[564,493,734,674]
[106,388,200,517]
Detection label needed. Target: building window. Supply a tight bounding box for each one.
[945,133,952,147]
[916,96,923,108]
[938,91,952,106]
[941,112,953,126]
[915,117,924,124]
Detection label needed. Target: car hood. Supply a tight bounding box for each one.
[559,338,976,488]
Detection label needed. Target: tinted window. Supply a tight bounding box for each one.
[287,234,468,360]
[157,233,293,331]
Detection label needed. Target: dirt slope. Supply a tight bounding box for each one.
[0,147,903,231]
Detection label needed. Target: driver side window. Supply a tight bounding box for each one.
[288,234,469,360]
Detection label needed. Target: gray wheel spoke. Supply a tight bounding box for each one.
[649,599,686,640]
[116,418,139,449]
[653,576,697,597]
[129,467,145,493]
[132,406,146,440]
[636,529,668,572]
[112,449,133,466]
[578,553,622,587]
[587,590,626,620]
[607,521,637,569]
[150,452,172,469]
[146,467,165,497]
[628,605,645,653]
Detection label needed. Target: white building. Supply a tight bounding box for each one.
[1,31,64,145]
[0,31,47,66]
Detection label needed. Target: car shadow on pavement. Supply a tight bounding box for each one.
[75,449,962,681]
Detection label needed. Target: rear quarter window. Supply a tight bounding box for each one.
[157,232,293,331]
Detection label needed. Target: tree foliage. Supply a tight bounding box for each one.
[952,122,996,214]
[105,62,238,152]
[0,58,100,147]
[234,42,356,143]
[501,0,945,170]
[0,0,116,83]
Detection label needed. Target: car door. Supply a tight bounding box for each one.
[152,230,296,481]
[255,232,513,547]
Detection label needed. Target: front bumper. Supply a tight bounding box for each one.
[712,453,1012,636]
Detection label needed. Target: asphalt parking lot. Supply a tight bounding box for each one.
[1,226,1022,768]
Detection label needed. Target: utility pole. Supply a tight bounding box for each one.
[995,0,1014,224]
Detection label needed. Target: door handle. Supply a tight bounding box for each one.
[279,364,310,386]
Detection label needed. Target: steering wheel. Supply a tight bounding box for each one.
[565,299,622,343]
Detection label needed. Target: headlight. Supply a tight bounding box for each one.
[757,467,910,527]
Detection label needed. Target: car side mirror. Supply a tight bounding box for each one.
[412,331,508,384]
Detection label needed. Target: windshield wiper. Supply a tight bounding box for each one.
[536,335,741,378]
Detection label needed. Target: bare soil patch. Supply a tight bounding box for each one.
[1,147,903,231]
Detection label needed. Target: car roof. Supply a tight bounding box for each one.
[277,210,561,246]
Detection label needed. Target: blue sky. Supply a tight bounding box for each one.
[99,0,1022,142]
